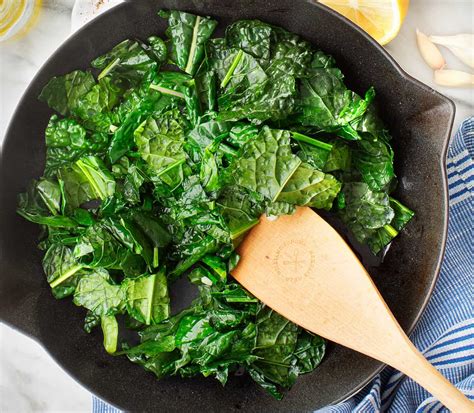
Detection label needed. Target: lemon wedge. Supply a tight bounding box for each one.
[319,0,409,45]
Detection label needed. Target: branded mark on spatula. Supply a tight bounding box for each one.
[271,239,315,282]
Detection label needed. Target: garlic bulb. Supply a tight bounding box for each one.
[416,29,446,70]
[434,70,474,87]
[429,34,474,68]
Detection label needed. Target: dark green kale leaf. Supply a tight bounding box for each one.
[292,331,326,374]
[129,210,172,249]
[297,61,374,136]
[150,71,191,99]
[195,70,217,115]
[337,182,409,254]
[72,77,123,132]
[107,70,175,163]
[365,197,415,254]
[125,284,258,384]
[39,70,96,116]
[265,26,313,78]
[73,223,146,276]
[224,20,313,77]
[231,126,301,201]
[353,136,395,192]
[217,186,261,240]
[44,115,110,177]
[134,109,187,185]
[217,72,296,124]
[265,201,296,218]
[73,269,126,316]
[102,216,154,269]
[43,243,85,298]
[291,131,333,170]
[389,197,415,231]
[74,156,116,200]
[91,39,160,86]
[249,307,325,399]
[36,178,62,215]
[58,163,97,209]
[339,182,394,231]
[50,155,113,215]
[323,140,352,173]
[45,115,87,148]
[17,181,77,228]
[277,163,341,210]
[225,20,272,60]
[169,232,220,280]
[121,162,147,205]
[124,270,170,325]
[219,49,268,91]
[204,35,298,123]
[186,120,234,162]
[159,10,218,76]
[351,105,391,141]
[143,36,168,63]
[251,306,300,388]
[227,123,259,148]
[84,311,101,333]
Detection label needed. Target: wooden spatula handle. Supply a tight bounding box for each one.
[393,340,473,412]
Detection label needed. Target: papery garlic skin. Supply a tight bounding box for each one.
[429,34,474,68]
[434,69,474,87]
[416,29,446,70]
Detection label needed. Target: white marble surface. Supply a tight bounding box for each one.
[0,1,472,412]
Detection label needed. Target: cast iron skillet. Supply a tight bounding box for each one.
[0,0,454,411]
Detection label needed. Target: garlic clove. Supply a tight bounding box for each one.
[416,29,446,70]
[434,69,474,87]
[429,34,474,68]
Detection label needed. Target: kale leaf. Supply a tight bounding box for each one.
[231,126,301,201]
[159,10,217,76]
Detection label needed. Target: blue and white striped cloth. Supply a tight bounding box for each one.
[93,118,474,413]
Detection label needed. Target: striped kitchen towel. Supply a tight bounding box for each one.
[93,118,474,412]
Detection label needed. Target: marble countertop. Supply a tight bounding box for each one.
[0,1,472,412]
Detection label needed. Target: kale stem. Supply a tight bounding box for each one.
[291,132,333,151]
[76,160,106,200]
[149,84,185,99]
[185,16,201,74]
[146,273,156,325]
[383,224,398,237]
[98,58,121,80]
[49,265,83,288]
[253,358,291,368]
[38,190,58,216]
[224,297,258,303]
[221,49,244,89]
[156,158,186,177]
[153,247,159,269]
[220,144,238,157]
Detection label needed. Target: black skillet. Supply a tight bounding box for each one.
[0,0,454,411]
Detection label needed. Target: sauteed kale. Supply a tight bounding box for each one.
[17,10,414,399]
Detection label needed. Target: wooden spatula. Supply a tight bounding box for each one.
[232,207,472,412]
